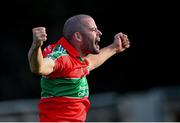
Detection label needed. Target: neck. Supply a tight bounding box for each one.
[69,40,87,57]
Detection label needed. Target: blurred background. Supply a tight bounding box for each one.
[0,0,180,121]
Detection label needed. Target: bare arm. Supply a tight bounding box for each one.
[28,27,55,75]
[86,32,130,71]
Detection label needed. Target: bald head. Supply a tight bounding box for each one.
[62,14,92,40]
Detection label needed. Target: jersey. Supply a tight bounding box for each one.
[38,37,90,122]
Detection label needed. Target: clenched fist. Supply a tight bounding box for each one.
[32,27,47,47]
[113,32,130,53]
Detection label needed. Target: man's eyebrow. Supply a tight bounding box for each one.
[89,27,97,30]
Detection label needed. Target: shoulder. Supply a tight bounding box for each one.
[43,43,68,60]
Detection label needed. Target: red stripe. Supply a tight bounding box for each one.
[58,37,79,57]
[38,96,90,122]
[48,55,89,78]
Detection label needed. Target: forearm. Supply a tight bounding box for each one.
[28,27,55,75]
[28,42,44,74]
[86,44,117,70]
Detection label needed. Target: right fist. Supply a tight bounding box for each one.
[32,27,47,47]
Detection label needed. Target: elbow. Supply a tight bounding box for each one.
[29,65,43,75]
[30,66,50,76]
[30,67,40,75]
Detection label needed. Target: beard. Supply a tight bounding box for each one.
[81,34,101,55]
[81,41,100,55]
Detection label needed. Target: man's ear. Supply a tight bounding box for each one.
[73,32,82,42]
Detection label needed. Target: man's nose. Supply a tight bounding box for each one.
[97,30,102,36]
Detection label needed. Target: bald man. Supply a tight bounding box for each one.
[28,14,130,122]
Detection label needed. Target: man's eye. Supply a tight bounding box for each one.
[91,28,97,31]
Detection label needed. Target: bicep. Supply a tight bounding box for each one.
[40,58,55,75]
[85,55,96,71]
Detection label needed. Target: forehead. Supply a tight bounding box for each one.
[81,17,97,28]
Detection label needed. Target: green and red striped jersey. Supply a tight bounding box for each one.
[41,37,90,98]
[38,37,90,122]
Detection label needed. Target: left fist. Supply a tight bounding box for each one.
[113,32,130,53]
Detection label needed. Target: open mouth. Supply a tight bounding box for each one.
[95,38,100,49]
[95,40,99,45]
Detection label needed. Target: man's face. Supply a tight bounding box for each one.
[80,17,102,55]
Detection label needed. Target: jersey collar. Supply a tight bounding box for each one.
[57,37,79,57]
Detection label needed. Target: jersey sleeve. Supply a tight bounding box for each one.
[42,44,56,57]
[42,44,65,74]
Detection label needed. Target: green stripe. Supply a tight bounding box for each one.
[47,45,67,60]
[41,76,89,98]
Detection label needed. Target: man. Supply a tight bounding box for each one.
[28,14,130,122]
